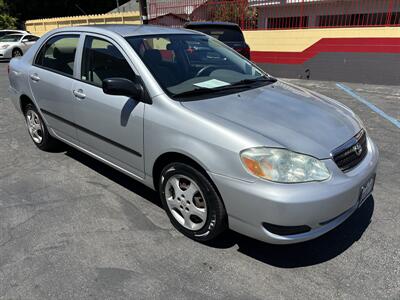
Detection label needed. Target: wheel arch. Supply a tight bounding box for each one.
[152,151,228,228]
[20,94,34,114]
[152,151,221,197]
[19,94,46,125]
[12,47,23,56]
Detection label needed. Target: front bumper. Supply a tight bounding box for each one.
[0,48,12,59]
[209,136,379,244]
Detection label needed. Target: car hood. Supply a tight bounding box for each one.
[181,80,362,159]
[0,41,18,45]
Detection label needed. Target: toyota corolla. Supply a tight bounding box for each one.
[8,25,379,244]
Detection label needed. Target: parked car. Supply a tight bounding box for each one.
[0,33,39,59]
[184,22,251,59]
[8,25,378,244]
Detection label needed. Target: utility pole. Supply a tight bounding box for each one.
[138,0,149,24]
[75,4,87,15]
[116,0,120,12]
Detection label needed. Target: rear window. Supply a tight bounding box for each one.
[187,26,244,42]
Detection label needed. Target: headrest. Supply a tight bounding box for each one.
[166,43,179,51]
[143,49,162,64]
[53,47,76,59]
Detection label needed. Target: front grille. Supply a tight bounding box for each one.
[332,129,368,172]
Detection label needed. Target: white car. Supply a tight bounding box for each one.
[0,33,39,59]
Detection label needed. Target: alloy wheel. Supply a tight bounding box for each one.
[26,110,43,144]
[164,175,207,231]
[13,50,22,57]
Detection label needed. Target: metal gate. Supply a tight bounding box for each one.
[147,0,400,30]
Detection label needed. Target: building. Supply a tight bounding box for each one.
[109,0,140,13]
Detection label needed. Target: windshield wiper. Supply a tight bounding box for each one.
[231,76,277,86]
[172,87,221,98]
[172,76,277,99]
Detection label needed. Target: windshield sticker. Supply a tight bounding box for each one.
[194,79,230,89]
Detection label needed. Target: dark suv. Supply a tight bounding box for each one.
[184,22,250,60]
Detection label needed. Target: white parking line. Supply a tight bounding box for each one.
[336,83,400,129]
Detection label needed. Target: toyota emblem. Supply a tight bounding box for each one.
[353,143,363,156]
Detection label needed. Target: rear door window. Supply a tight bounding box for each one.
[35,34,79,76]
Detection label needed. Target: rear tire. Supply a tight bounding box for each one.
[159,162,228,242]
[24,103,60,151]
[12,48,23,58]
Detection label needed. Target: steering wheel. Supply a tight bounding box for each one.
[196,66,217,77]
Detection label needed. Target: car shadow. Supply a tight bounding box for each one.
[65,146,374,268]
[65,146,162,209]
[210,195,374,268]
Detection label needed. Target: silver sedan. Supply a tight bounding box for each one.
[0,33,39,59]
[8,25,379,244]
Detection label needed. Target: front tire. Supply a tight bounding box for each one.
[12,48,23,58]
[24,104,59,151]
[159,162,227,242]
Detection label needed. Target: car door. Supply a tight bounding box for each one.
[72,34,145,178]
[19,35,30,53]
[21,35,39,53]
[29,33,81,143]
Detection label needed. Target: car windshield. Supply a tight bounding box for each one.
[126,34,272,99]
[187,26,244,42]
[0,34,22,42]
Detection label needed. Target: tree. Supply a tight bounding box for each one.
[6,0,131,22]
[0,0,16,29]
[192,0,258,29]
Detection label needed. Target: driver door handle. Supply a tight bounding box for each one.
[73,89,86,99]
[30,74,40,82]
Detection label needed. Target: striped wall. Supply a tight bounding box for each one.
[24,15,400,85]
[25,12,141,36]
[243,27,400,84]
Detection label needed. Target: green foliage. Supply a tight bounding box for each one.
[207,1,258,29]
[0,14,17,29]
[0,0,17,29]
[5,0,130,22]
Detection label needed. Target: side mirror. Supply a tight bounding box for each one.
[102,77,144,100]
[22,38,29,43]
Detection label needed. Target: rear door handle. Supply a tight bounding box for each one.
[30,74,40,82]
[73,89,86,99]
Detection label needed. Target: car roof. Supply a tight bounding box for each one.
[184,21,240,28]
[0,29,26,32]
[55,24,196,37]
[3,33,23,37]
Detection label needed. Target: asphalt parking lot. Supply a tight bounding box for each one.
[0,62,399,299]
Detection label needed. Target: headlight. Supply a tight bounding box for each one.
[1,44,9,49]
[240,147,331,183]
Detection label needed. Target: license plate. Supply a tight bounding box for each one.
[358,175,375,207]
